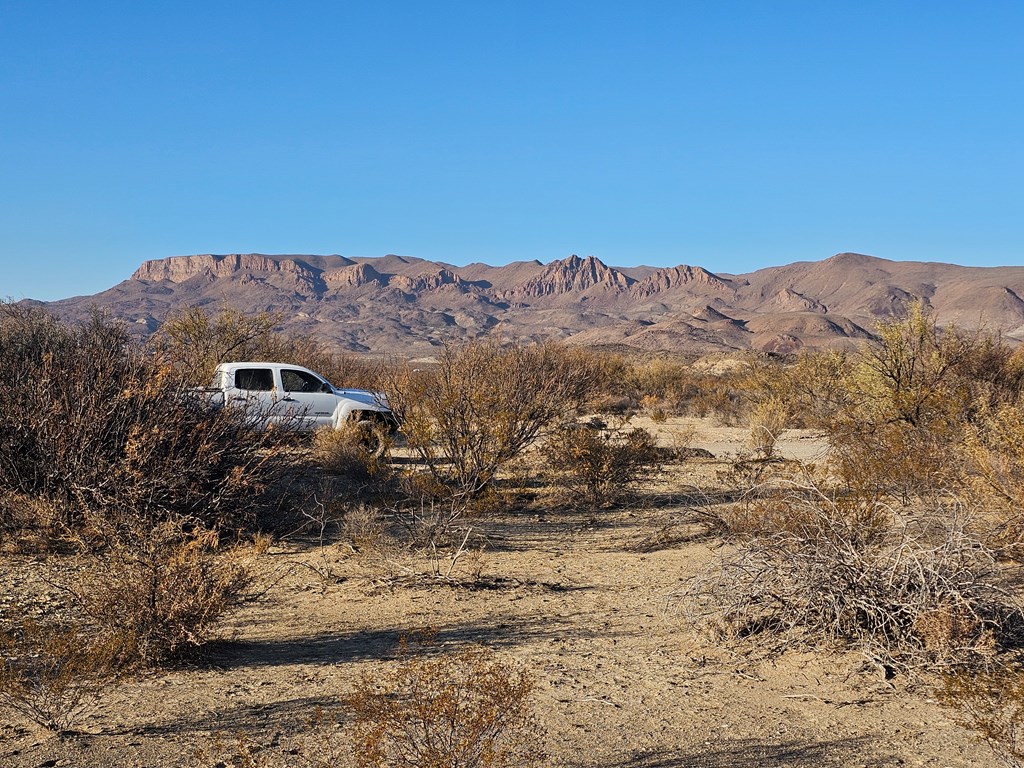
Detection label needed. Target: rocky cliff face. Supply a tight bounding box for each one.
[132,254,327,283]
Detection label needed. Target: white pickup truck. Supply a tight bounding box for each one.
[204,362,398,453]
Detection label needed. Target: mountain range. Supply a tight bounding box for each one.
[30,252,1024,358]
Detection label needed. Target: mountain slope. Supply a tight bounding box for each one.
[38,251,1024,356]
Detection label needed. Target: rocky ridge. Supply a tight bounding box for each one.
[40,251,1024,358]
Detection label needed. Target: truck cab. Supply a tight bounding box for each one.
[211,362,396,443]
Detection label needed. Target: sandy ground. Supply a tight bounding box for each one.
[0,421,997,767]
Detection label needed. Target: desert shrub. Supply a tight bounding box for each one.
[680,486,1015,668]
[819,302,1024,502]
[964,403,1024,558]
[312,423,392,481]
[63,522,253,666]
[154,305,381,388]
[829,417,960,503]
[0,307,295,535]
[542,424,662,507]
[764,349,854,429]
[747,396,789,459]
[0,492,63,552]
[341,503,388,554]
[151,305,281,384]
[347,646,546,768]
[0,613,117,732]
[940,666,1024,766]
[382,340,595,497]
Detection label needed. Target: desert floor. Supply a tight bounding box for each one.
[0,418,996,767]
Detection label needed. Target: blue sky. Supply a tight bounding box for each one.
[2,1,1022,300]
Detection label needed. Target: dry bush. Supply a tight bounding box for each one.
[964,403,1024,557]
[940,666,1024,767]
[542,423,662,507]
[347,645,546,768]
[818,303,1024,503]
[0,492,63,552]
[0,307,296,537]
[341,503,388,554]
[312,423,392,480]
[382,340,595,497]
[622,356,751,422]
[829,418,960,503]
[0,614,116,732]
[747,396,789,459]
[679,485,1016,668]
[154,304,382,388]
[63,522,253,666]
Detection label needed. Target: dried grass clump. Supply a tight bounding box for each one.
[679,484,1017,668]
[542,424,663,507]
[0,614,117,732]
[940,666,1024,767]
[747,396,789,459]
[347,645,546,768]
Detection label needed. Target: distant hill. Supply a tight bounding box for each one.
[35,252,1024,357]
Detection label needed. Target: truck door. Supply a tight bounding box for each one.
[228,367,284,427]
[279,368,339,429]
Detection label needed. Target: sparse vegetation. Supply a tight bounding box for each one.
[6,301,1024,765]
[543,423,663,507]
[680,483,1014,668]
[940,666,1024,767]
[347,645,546,768]
[64,522,254,666]
[382,339,595,498]
[0,613,117,732]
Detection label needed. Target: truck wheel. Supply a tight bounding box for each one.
[354,421,389,458]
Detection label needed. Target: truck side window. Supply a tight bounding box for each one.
[281,369,325,393]
[235,368,274,392]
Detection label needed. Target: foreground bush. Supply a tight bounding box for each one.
[680,483,1016,668]
[63,522,253,666]
[347,646,545,768]
[0,615,117,732]
[0,306,295,535]
[383,340,595,497]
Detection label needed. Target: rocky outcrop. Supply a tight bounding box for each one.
[391,268,473,294]
[766,288,827,313]
[324,262,386,290]
[503,255,632,299]
[132,254,323,284]
[632,265,732,297]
